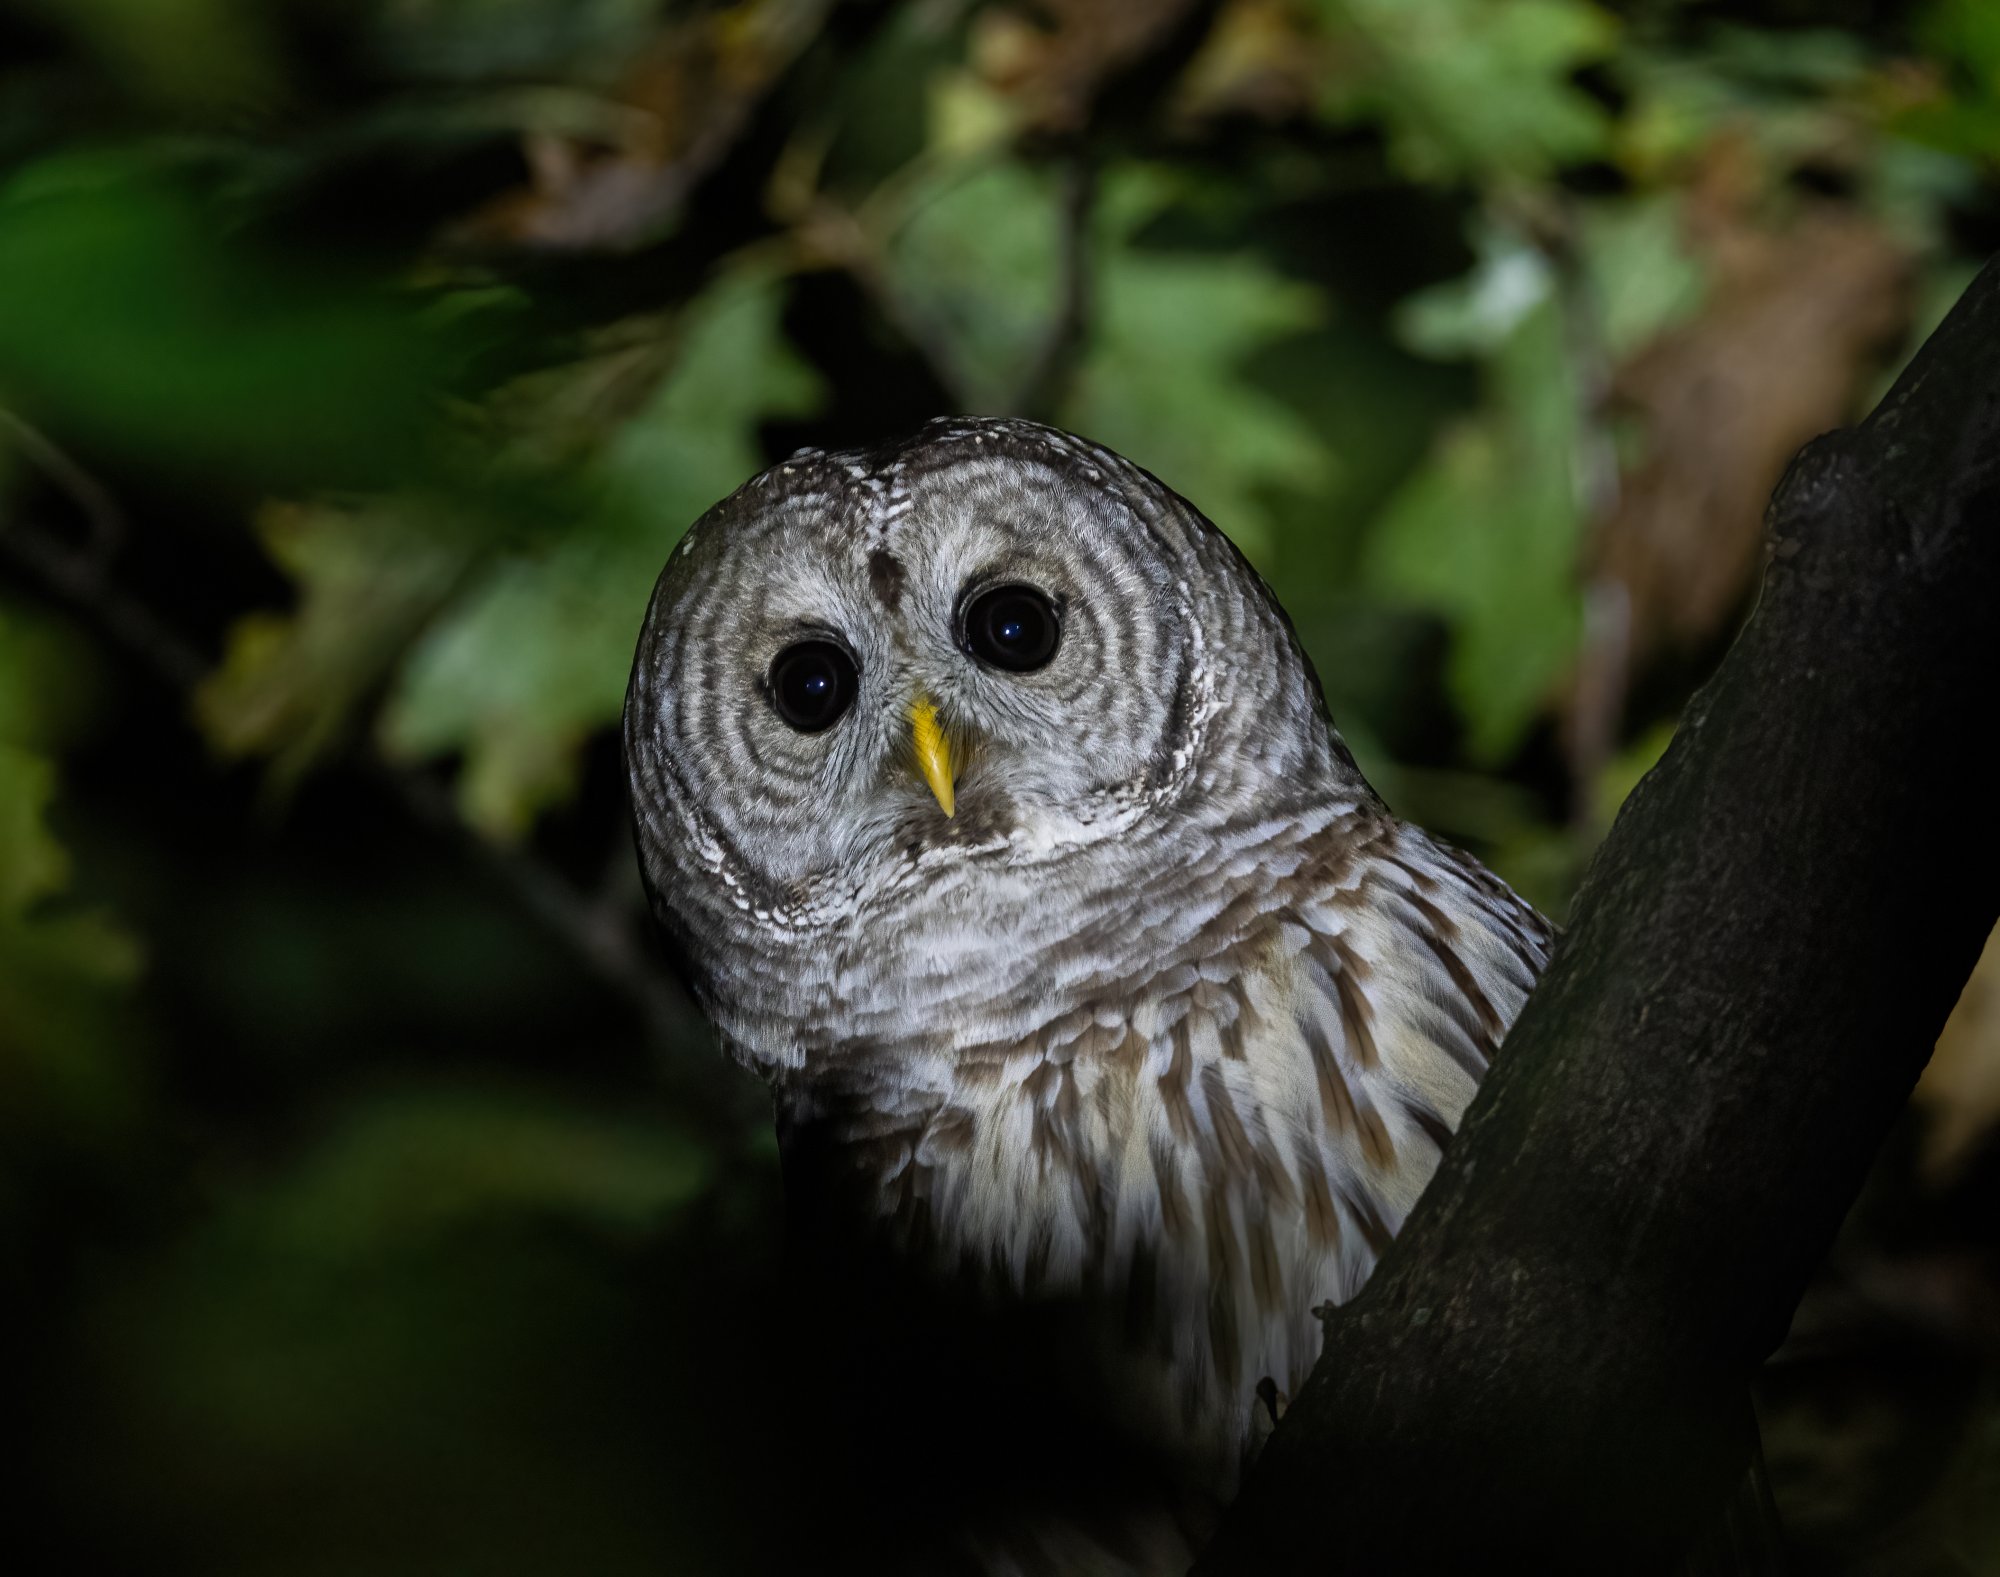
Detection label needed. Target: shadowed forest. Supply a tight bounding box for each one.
[4,0,2000,1571]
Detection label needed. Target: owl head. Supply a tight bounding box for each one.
[624,418,1367,1051]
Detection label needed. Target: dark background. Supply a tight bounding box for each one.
[4,0,1998,1570]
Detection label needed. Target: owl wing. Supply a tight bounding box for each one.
[1105,820,1554,1487]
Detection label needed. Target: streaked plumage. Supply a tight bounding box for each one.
[624,417,1552,1564]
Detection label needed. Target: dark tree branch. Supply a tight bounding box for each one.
[1196,258,2000,1573]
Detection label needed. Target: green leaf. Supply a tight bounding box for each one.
[1313,0,1616,184]
[0,162,458,490]
[1921,0,2000,85]
[879,160,1332,551]
[198,266,818,839]
[379,266,822,838]
[0,744,67,915]
[1366,258,1584,761]
[1062,167,1333,559]
[239,1084,713,1263]
[0,741,145,1138]
[883,157,1065,411]
[362,0,667,83]
[1614,27,1871,181]
[0,597,104,754]
[1577,195,1707,360]
[197,499,476,787]
[1893,0,2000,174]
[1397,226,1556,358]
[25,0,281,112]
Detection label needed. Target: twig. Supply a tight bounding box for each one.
[0,509,205,692]
[372,759,698,1049]
[1010,152,1097,417]
[0,408,129,568]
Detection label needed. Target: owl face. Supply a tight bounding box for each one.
[626,419,1354,1015]
[632,428,1209,901]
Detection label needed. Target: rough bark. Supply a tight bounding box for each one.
[1195,257,2000,1574]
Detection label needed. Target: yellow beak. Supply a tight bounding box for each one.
[908,696,956,818]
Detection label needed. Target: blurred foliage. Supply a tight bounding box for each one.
[0,597,143,1170]
[4,0,2000,1572]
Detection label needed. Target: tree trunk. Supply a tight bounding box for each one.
[1194,256,2000,1575]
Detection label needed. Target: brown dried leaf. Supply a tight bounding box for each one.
[1597,202,1910,658]
[1566,175,1911,784]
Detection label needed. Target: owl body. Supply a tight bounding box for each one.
[625,419,1552,1543]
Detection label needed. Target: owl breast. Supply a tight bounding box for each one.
[758,798,1552,1499]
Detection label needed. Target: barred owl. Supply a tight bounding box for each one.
[624,417,1553,1569]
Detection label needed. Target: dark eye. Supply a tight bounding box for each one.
[768,640,858,733]
[962,583,1061,673]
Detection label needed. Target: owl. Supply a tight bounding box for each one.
[624,417,1553,1568]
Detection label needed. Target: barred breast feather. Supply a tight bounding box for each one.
[765,803,1552,1499]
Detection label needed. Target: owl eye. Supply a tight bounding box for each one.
[768,640,858,733]
[961,583,1061,673]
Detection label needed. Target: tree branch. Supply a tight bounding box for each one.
[0,409,129,568]
[1196,258,2000,1573]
